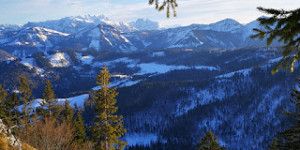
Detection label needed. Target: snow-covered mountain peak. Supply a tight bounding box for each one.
[24,14,136,33]
[65,14,110,25]
[129,18,161,30]
[209,18,243,32]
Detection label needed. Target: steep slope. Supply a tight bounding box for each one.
[0,49,16,62]
[209,18,243,32]
[125,26,244,50]
[68,24,137,51]
[0,27,69,57]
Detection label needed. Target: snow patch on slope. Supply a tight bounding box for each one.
[47,52,70,67]
[129,63,218,75]
[216,68,252,78]
[20,57,45,75]
[77,53,94,64]
[124,132,158,146]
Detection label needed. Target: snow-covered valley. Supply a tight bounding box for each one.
[2,47,296,149]
[0,15,296,150]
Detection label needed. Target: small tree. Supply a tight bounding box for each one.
[91,67,127,150]
[73,111,86,145]
[196,130,225,150]
[40,80,61,120]
[61,100,74,123]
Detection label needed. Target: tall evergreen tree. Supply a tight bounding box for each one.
[196,130,225,150]
[91,67,127,150]
[73,111,86,145]
[4,92,20,126]
[40,79,61,119]
[18,77,34,126]
[251,7,300,74]
[0,83,8,120]
[61,100,74,123]
[270,79,300,149]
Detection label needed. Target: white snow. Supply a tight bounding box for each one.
[129,63,218,75]
[92,78,142,90]
[33,27,70,36]
[268,57,282,63]
[20,57,45,75]
[88,28,101,38]
[89,39,100,49]
[77,53,94,64]
[124,132,158,146]
[21,94,89,111]
[111,74,131,78]
[216,68,252,78]
[47,52,71,67]
[142,40,152,47]
[152,51,165,57]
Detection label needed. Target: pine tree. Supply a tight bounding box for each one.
[91,67,127,150]
[18,77,34,126]
[73,111,86,145]
[61,100,74,123]
[196,130,225,150]
[0,83,8,120]
[251,7,300,74]
[40,79,61,119]
[4,93,20,127]
[271,79,300,149]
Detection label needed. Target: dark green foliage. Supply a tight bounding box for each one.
[4,93,20,127]
[268,138,280,150]
[32,52,52,69]
[196,130,225,150]
[19,77,34,127]
[149,0,178,18]
[40,79,61,119]
[0,83,8,120]
[91,67,127,150]
[0,61,40,92]
[251,7,300,73]
[73,111,87,144]
[272,79,300,149]
[61,100,74,123]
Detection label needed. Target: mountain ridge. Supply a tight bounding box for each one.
[0,15,279,57]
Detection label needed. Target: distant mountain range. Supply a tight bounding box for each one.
[0,15,280,57]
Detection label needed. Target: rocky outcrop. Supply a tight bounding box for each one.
[0,119,21,150]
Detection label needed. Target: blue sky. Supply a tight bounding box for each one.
[0,0,300,26]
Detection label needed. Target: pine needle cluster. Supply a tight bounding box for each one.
[251,7,300,74]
